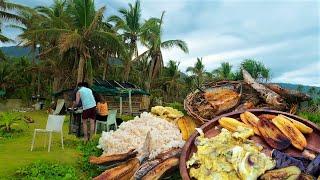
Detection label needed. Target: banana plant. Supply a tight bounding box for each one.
[0,112,22,132]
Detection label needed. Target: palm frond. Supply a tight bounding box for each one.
[58,31,84,55]
[0,11,24,23]
[5,24,26,31]
[132,49,150,62]
[84,6,105,37]
[92,30,123,53]
[161,39,189,53]
[22,28,71,38]
[0,0,33,12]
[0,33,13,43]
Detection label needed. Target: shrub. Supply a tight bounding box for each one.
[0,111,24,132]
[15,161,78,180]
[0,129,24,140]
[121,114,135,122]
[298,111,320,125]
[166,101,186,114]
[77,137,103,178]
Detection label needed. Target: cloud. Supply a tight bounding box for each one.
[273,62,320,86]
[163,40,286,71]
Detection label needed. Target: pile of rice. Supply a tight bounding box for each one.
[98,112,185,159]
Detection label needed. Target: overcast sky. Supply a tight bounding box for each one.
[1,0,320,86]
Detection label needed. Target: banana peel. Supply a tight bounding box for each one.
[93,158,140,180]
[141,157,179,180]
[89,149,137,165]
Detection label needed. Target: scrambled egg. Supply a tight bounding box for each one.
[187,128,275,180]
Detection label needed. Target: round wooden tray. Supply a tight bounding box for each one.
[179,109,320,180]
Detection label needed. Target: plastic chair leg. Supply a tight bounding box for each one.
[30,130,36,151]
[61,132,64,150]
[95,122,98,135]
[48,132,52,152]
[106,124,110,132]
[44,133,47,148]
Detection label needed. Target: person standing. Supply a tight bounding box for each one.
[74,82,96,141]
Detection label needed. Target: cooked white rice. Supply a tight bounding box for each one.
[98,112,185,159]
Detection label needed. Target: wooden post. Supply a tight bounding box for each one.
[129,90,132,115]
[119,96,122,116]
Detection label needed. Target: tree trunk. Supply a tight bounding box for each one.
[77,55,85,83]
[242,69,286,109]
[103,60,108,80]
[52,76,60,93]
[123,60,131,81]
[85,59,93,85]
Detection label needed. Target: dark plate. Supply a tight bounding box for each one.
[179,109,320,180]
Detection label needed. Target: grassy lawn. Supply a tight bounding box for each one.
[0,111,82,179]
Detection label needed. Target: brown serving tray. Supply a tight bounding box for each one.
[179,109,320,180]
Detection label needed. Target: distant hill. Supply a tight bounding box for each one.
[0,46,31,58]
[276,83,320,96]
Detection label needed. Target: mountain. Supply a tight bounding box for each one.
[276,83,320,96]
[0,46,31,57]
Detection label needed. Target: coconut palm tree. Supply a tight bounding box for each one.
[212,62,234,80]
[162,60,183,100]
[0,0,33,59]
[108,0,143,81]
[16,0,73,92]
[186,57,206,88]
[24,0,123,84]
[240,59,270,82]
[138,11,188,91]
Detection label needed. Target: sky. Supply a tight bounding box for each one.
[1,0,320,86]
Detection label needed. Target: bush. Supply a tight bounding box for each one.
[0,129,24,140]
[121,114,135,122]
[77,137,103,178]
[0,111,24,132]
[166,102,186,114]
[15,161,78,180]
[298,111,320,125]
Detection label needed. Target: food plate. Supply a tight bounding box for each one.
[179,109,320,180]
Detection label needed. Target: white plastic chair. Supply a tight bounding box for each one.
[95,110,117,134]
[52,99,65,115]
[30,115,65,152]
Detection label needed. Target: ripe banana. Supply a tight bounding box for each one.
[243,111,261,135]
[279,114,313,134]
[272,115,307,150]
[177,116,197,140]
[257,118,291,150]
[219,117,251,132]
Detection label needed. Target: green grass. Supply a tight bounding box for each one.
[0,111,82,179]
[298,111,320,125]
